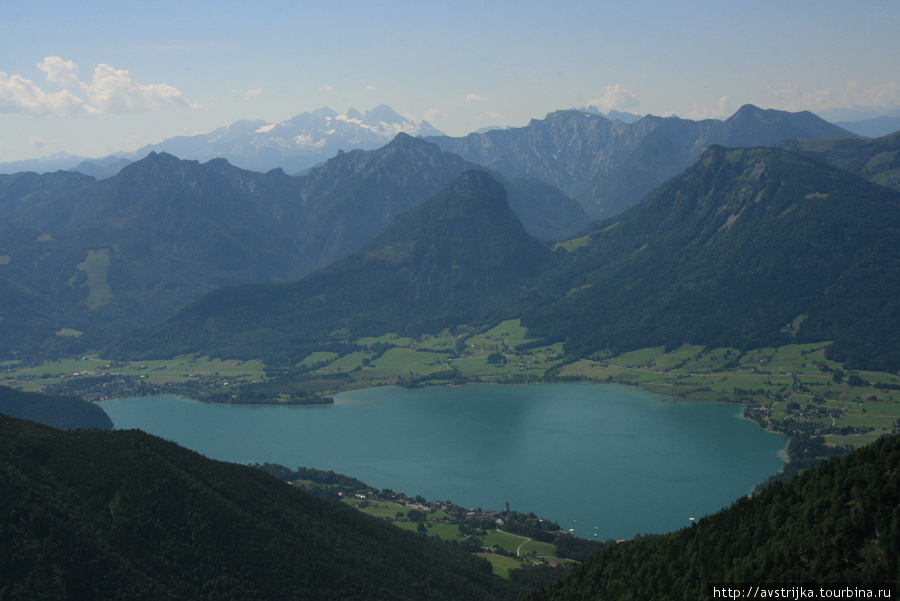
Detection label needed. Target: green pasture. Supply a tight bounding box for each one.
[355,333,415,347]
[476,553,526,578]
[414,332,459,352]
[372,347,448,369]
[465,320,535,350]
[2,354,267,390]
[344,499,406,520]
[73,249,113,309]
[424,522,463,541]
[315,351,371,373]
[553,233,592,252]
[297,351,339,368]
[483,531,531,555]
[519,539,559,559]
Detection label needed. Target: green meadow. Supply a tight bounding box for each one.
[3,320,897,448]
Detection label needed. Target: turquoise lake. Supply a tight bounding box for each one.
[100,382,786,540]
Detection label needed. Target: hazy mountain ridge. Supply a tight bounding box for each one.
[522,145,900,370]
[776,130,900,192]
[834,115,900,138]
[0,136,584,359]
[427,104,857,218]
[107,170,551,362]
[126,104,444,175]
[107,143,900,372]
[0,152,306,358]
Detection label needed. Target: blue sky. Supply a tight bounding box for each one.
[2,0,898,162]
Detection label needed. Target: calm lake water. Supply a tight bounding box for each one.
[100,382,786,540]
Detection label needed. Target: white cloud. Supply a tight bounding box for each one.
[30,136,52,149]
[0,71,91,115]
[0,56,197,116]
[243,87,263,99]
[466,93,485,102]
[686,96,732,120]
[478,110,507,121]
[86,63,197,113]
[424,107,443,121]
[318,85,335,93]
[768,80,900,112]
[365,84,377,91]
[37,56,81,87]
[586,84,639,113]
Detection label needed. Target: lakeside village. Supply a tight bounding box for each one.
[253,463,619,570]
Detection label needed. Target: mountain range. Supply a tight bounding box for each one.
[3,102,899,370]
[0,135,586,360]
[107,170,550,363]
[521,144,900,371]
[0,104,861,212]
[0,105,444,178]
[427,104,857,218]
[776,130,900,192]
[126,104,445,175]
[110,144,900,372]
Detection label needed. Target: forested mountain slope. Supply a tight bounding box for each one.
[777,130,900,192]
[0,413,522,601]
[107,170,550,363]
[527,434,900,600]
[0,385,112,430]
[109,146,900,374]
[523,145,900,371]
[0,136,583,361]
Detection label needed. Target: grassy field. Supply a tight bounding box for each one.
[558,342,900,448]
[2,354,267,395]
[72,248,113,309]
[3,320,897,447]
[341,496,568,577]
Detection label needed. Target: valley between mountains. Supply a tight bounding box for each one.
[3,102,900,599]
[3,104,900,452]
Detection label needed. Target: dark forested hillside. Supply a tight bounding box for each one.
[777,130,900,192]
[0,385,112,430]
[107,170,550,363]
[523,145,900,371]
[527,434,900,600]
[0,413,524,601]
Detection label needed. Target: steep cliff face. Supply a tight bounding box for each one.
[428,105,857,218]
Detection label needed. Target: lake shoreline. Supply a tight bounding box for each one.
[100,382,788,541]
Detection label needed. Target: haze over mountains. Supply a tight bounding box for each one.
[427,104,857,218]
[0,104,864,215]
[0,105,442,178]
[107,170,551,362]
[109,145,900,373]
[2,103,899,368]
[0,135,585,359]
[4,96,900,599]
